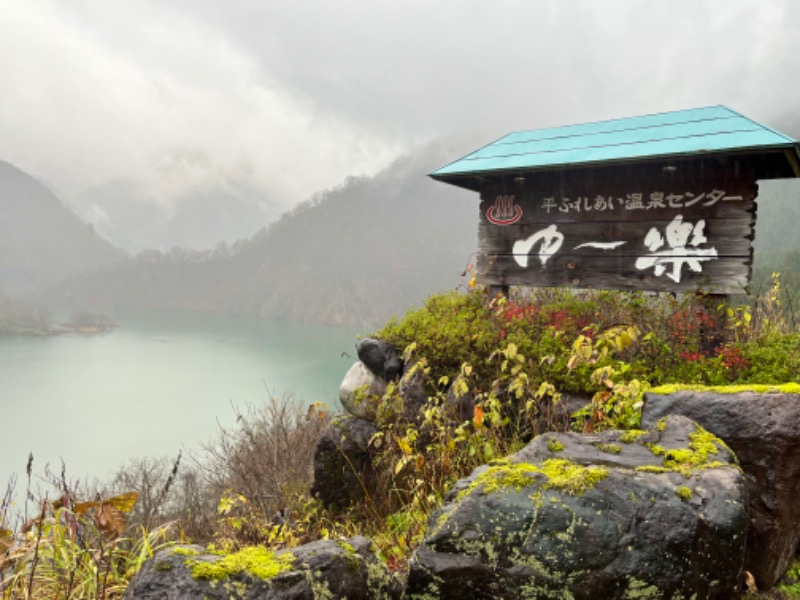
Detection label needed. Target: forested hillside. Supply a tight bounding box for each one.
[46,136,483,326]
[0,161,125,294]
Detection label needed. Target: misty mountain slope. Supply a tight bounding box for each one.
[69,176,280,253]
[49,136,485,325]
[0,161,126,294]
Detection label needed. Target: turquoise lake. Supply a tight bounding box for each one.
[0,310,362,496]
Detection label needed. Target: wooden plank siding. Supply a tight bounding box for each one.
[475,175,757,294]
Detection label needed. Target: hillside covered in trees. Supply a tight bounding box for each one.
[42,137,484,326]
[0,161,125,295]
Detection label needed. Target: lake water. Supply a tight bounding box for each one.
[0,310,362,497]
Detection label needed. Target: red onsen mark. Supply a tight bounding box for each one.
[486,195,523,225]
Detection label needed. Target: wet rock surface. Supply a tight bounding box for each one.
[406,415,748,599]
[311,415,378,508]
[643,389,800,589]
[124,536,400,600]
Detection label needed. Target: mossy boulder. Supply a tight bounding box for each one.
[406,415,747,599]
[643,388,800,589]
[124,536,400,599]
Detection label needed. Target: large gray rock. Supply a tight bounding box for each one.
[340,361,387,420]
[642,389,800,589]
[406,415,748,599]
[311,415,378,508]
[124,536,400,599]
[357,337,403,381]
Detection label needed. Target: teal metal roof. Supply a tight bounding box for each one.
[431,106,799,181]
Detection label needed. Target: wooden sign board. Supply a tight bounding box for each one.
[477,172,757,294]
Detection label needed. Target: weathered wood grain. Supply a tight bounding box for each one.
[469,171,759,294]
[478,218,754,257]
[476,253,751,294]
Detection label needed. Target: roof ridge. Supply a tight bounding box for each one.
[430,106,799,182]
[493,115,744,147]
[457,128,768,162]
[724,106,798,143]
[507,105,727,137]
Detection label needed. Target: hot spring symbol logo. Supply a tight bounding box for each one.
[486,195,522,225]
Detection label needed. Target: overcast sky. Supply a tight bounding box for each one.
[1,0,799,247]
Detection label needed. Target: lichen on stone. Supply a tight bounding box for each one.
[649,382,800,395]
[624,577,662,598]
[458,459,607,501]
[186,546,295,581]
[638,422,737,477]
[153,560,174,572]
[337,540,356,554]
[618,429,647,443]
[595,443,622,454]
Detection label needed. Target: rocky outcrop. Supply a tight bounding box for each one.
[340,361,386,420]
[124,536,400,600]
[406,415,748,599]
[357,337,403,381]
[642,388,800,589]
[311,415,378,508]
[396,361,431,425]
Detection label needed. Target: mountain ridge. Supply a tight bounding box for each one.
[41,136,485,326]
[0,160,126,294]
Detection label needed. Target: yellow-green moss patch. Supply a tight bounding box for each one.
[639,424,736,477]
[547,438,565,453]
[676,486,692,501]
[187,547,295,581]
[650,382,800,395]
[171,546,200,557]
[618,430,647,443]
[537,459,608,495]
[595,443,622,454]
[459,459,607,501]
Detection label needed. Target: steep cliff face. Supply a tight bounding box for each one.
[0,161,126,294]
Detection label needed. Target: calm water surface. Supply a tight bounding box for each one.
[0,310,361,493]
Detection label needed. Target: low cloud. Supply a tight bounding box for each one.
[1,0,798,250]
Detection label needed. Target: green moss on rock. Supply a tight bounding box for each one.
[618,430,647,443]
[153,560,174,572]
[676,486,692,501]
[459,459,607,501]
[637,423,737,477]
[595,443,622,454]
[187,546,295,581]
[650,382,800,395]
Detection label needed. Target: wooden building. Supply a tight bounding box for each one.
[430,106,800,295]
